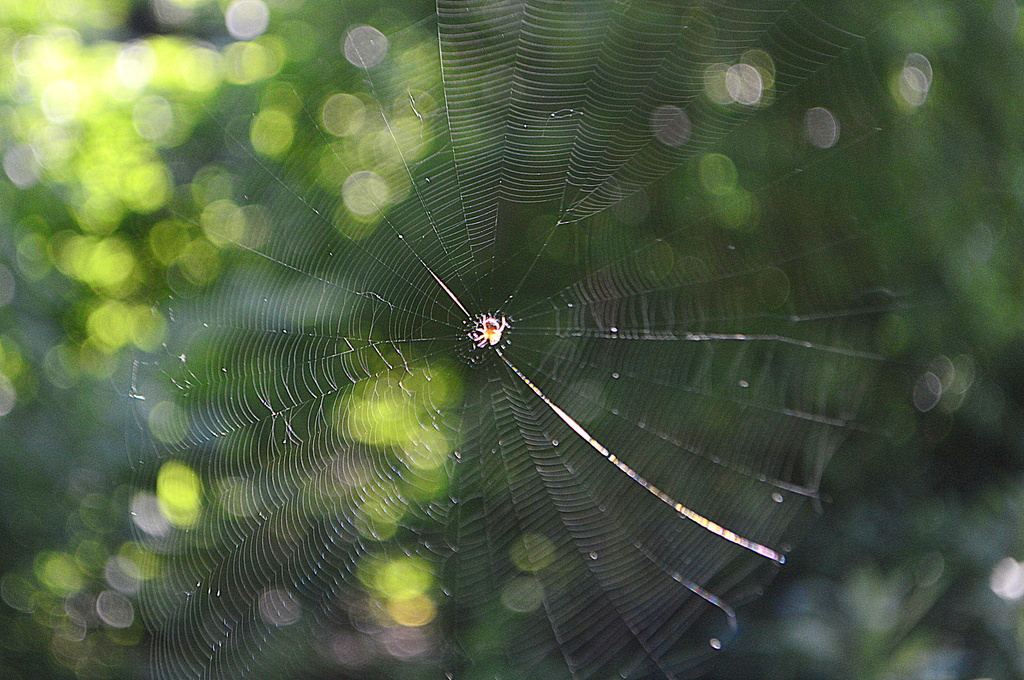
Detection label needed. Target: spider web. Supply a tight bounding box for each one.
[131,1,900,678]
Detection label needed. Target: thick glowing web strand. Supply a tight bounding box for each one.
[509,324,888,363]
[495,348,785,565]
[427,265,471,319]
[426,264,775,563]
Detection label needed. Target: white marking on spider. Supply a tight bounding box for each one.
[469,315,509,348]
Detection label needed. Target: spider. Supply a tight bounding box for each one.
[469,314,509,348]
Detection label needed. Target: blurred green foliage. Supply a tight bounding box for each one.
[1,0,1023,679]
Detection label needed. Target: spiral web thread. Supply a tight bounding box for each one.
[130,1,895,678]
